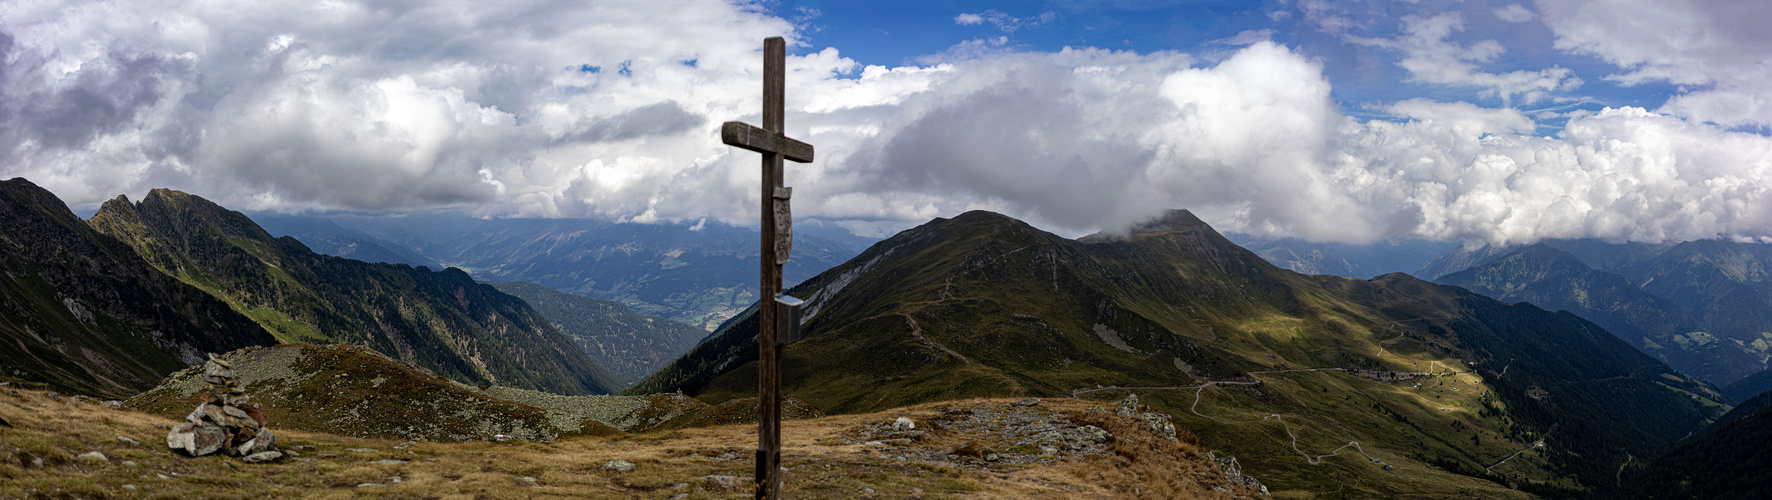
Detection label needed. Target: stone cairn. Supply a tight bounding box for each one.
[165,354,279,461]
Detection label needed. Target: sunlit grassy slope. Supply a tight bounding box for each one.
[635,209,1728,498]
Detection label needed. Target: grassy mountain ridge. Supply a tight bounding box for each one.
[0,178,275,398]
[634,209,1725,497]
[88,189,623,395]
[487,281,707,384]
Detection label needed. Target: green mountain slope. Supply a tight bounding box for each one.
[1436,244,1759,384]
[0,178,276,398]
[488,281,707,384]
[633,209,1725,497]
[88,189,622,395]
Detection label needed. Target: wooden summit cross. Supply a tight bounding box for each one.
[721,36,813,499]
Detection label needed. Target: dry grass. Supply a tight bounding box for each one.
[2,387,1260,499]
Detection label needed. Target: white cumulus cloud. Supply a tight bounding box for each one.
[1538,0,1772,128]
[0,0,1767,248]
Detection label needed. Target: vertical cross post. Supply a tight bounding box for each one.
[757,35,785,500]
[719,36,813,500]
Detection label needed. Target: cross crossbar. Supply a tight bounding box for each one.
[721,121,814,163]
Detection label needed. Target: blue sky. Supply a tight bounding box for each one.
[1,0,1769,245]
[782,0,1685,129]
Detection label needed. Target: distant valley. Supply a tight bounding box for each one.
[252,212,876,331]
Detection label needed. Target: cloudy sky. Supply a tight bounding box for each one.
[2,0,1768,245]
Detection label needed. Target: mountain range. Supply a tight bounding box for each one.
[87,189,624,395]
[1426,239,1772,388]
[8,173,1769,497]
[633,209,1726,497]
[249,212,875,331]
[1225,232,1458,279]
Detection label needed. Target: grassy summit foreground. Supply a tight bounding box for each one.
[0,385,1272,499]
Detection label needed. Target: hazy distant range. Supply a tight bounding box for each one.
[249,211,879,331]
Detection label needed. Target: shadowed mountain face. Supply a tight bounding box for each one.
[273,214,874,331]
[487,281,707,384]
[634,209,1724,497]
[1423,239,1772,388]
[1625,389,1772,499]
[88,189,623,395]
[0,178,276,398]
[1436,244,1761,384]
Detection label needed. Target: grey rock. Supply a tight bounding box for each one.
[372,459,409,465]
[117,435,141,446]
[1012,398,1041,406]
[235,429,276,456]
[1139,412,1178,441]
[602,459,636,472]
[102,400,126,409]
[190,425,227,456]
[1212,452,1270,496]
[700,474,743,491]
[77,451,108,463]
[166,424,195,454]
[515,476,539,486]
[1115,394,1141,417]
[243,451,283,463]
